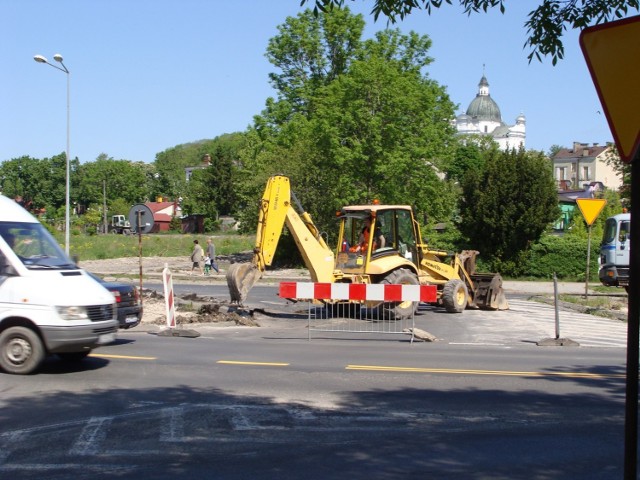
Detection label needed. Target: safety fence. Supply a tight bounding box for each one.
[278,282,437,342]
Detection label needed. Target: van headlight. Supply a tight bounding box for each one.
[56,306,88,321]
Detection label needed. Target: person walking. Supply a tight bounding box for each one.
[190,239,204,276]
[206,237,219,273]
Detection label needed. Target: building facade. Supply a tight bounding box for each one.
[551,142,621,191]
[454,74,526,150]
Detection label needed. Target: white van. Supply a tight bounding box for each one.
[0,195,118,374]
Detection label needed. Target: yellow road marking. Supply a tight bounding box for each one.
[90,353,157,360]
[217,360,290,367]
[346,365,625,379]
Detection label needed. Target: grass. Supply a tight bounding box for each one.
[557,292,628,317]
[61,232,254,262]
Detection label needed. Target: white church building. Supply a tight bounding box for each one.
[454,74,526,150]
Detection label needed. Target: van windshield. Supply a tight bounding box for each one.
[0,222,75,269]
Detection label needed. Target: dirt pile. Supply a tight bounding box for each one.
[139,290,259,327]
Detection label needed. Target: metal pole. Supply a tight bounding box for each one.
[553,272,560,339]
[33,54,70,255]
[65,69,70,255]
[624,156,640,479]
[137,209,144,305]
[585,224,591,299]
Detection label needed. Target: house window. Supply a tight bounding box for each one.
[557,167,566,180]
[583,166,590,181]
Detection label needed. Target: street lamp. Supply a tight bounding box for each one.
[34,53,71,256]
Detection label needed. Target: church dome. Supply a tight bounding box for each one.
[465,74,502,123]
[466,94,502,122]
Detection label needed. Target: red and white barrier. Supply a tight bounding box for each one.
[163,263,176,328]
[279,282,437,303]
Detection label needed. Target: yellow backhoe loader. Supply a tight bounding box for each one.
[227,175,508,317]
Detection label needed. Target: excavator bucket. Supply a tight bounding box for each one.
[226,262,263,304]
[469,273,509,310]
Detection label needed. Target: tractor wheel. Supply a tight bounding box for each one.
[378,268,420,320]
[0,326,46,375]
[442,279,468,313]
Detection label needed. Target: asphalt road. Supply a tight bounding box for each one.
[0,282,633,479]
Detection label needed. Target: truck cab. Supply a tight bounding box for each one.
[599,213,630,289]
[0,195,118,374]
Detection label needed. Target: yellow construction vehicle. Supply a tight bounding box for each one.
[227,175,508,317]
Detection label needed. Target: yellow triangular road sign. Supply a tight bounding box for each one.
[576,198,607,226]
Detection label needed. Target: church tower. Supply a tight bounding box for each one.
[454,71,526,150]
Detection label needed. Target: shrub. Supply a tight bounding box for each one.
[515,235,599,281]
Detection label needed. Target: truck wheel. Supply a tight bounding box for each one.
[379,268,420,319]
[57,351,91,362]
[442,279,468,313]
[0,326,46,375]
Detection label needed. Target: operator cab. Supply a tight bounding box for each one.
[335,206,419,273]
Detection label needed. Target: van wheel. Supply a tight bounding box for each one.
[58,351,91,362]
[0,327,45,375]
[442,279,468,313]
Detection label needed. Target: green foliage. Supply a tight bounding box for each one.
[517,234,600,281]
[169,216,182,232]
[459,147,560,263]
[76,154,148,209]
[446,138,497,183]
[241,8,459,243]
[302,0,640,64]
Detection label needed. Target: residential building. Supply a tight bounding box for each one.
[185,154,212,181]
[551,142,621,191]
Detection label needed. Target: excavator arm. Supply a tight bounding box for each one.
[227,175,335,303]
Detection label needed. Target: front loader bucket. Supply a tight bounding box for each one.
[469,273,509,310]
[226,262,263,304]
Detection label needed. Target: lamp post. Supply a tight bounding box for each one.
[34,53,71,256]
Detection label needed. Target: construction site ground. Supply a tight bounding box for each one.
[79,256,629,330]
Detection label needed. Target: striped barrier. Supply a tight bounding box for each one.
[163,263,176,329]
[279,282,437,303]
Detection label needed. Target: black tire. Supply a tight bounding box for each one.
[442,279,468,313]
[0,326,46,375]
[379,268,420,320]
[57,351,91,362]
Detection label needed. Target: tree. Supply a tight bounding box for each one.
[0,153,79,220]
[242,9,459,238]
[446,136,497,183]
[459,147,559,267]
[76,154,148,211]
[602,144,630,207]
[302,0,640,64]
[266,8,365,115]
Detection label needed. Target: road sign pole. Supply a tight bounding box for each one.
[624,155,640,480]
[585,225,592,299]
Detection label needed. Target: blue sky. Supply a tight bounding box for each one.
[1,1,630,164]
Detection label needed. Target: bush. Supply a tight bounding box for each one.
[508,235,599,281]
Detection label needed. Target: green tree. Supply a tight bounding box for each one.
[266,8,365,115]
[302,0,640,64]
[239,9,459,239]
[0,153,79,222]
[76,154,148,210]
[446,137,497,183]
[459,147,560,266]
[602,144,630,207]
